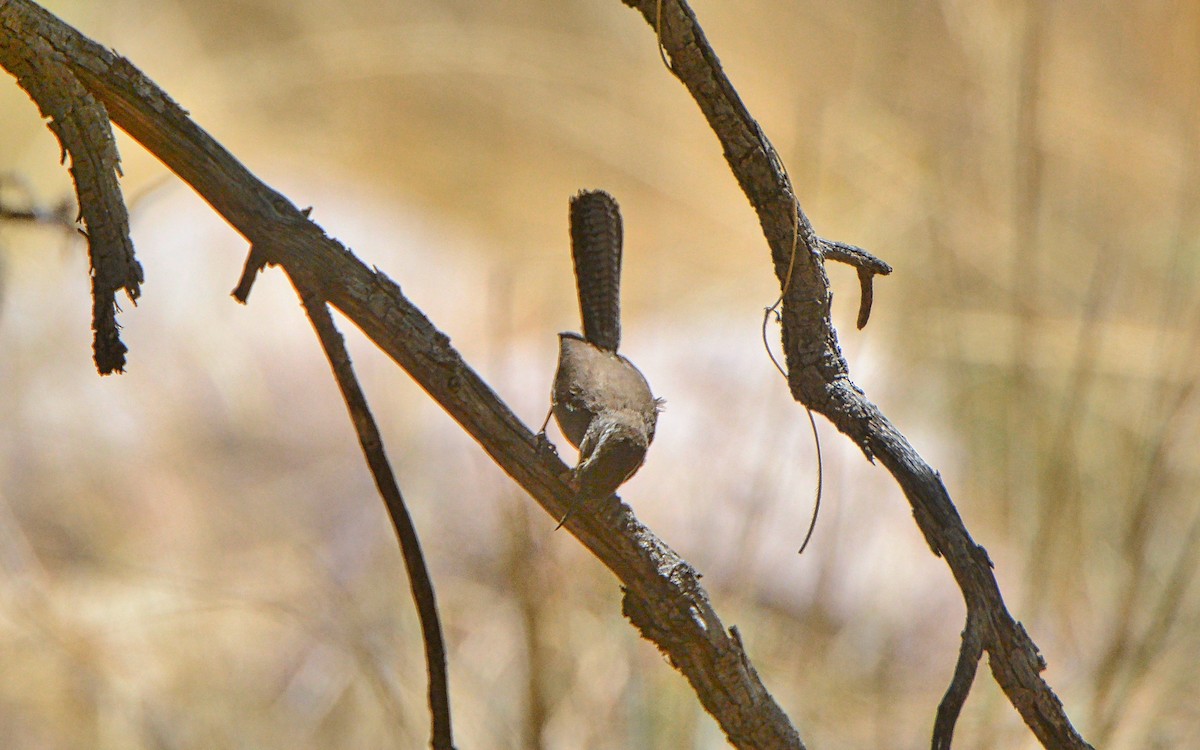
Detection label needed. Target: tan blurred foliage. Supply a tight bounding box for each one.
[1,1,1197,748]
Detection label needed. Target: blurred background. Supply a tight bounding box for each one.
[1,0,1197,747]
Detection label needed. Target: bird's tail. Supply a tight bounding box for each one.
[569,190,623,353]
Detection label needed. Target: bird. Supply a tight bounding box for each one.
[549,190,659,510]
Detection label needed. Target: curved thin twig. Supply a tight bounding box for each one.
[815,237,892,329]
[933,609,984,750]
[289,273,455,750]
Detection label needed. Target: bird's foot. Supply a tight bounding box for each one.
[534,431,560,458]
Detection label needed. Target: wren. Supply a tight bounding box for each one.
[550,190,659,505]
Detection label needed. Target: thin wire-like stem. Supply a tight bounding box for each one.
[759,199,824,555]
[795,407,823,555]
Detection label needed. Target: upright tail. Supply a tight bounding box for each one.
[569,190,623,353]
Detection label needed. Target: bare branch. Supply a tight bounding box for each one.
[815,237,892,329]
[0,0,1097,746]
[933,610,984,750]
[0,7,141,373]
[623,1,1093,747]
[0,1,803,747]
[289,273,454,750]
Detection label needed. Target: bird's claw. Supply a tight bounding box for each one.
[554,471,583,530]
[555,498,580,530]
[534,431,559,457]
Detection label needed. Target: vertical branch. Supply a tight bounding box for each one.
[0,5,142,373]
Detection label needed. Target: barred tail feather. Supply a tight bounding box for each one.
[569,190,623,352]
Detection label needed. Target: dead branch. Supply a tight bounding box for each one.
[290,272,454,750]
[0,9,141,373]
[1,0,1098,745]
[0,1,804,747]
[627,1,1093,747]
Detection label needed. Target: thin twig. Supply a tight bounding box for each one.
[288,273,454,750]
[814,237,893,329]
[932,609,983,750]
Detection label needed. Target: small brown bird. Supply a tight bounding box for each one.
[551,190,659,504]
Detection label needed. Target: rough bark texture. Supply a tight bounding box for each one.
[0,3,141,373]
[0,0,1094,747]
[0,1,804,747]
[622,1,1093,748]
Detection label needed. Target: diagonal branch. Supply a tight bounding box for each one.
[0,2,803,747]
[625,1,1092,748]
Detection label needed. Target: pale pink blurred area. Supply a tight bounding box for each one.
[2,1,1199,748]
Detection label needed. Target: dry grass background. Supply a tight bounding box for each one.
[1,1,1198,748]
